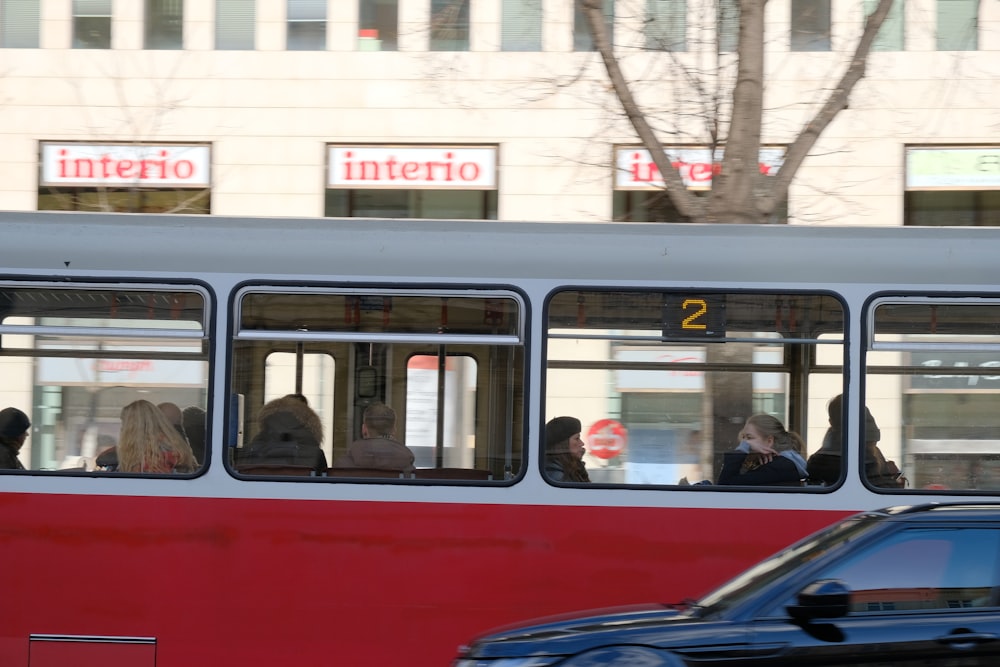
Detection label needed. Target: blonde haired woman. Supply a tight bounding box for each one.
[117,399,199,473]
[717,413,807,486]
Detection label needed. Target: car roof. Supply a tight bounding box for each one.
[880,502,1000,521]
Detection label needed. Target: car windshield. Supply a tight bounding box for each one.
[696,513,883,615]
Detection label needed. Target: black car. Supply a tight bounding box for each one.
[454,503,1000,666]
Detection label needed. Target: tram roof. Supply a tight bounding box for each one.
[4,211,1000,287]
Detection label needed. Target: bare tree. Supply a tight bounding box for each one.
[580,0,896,223]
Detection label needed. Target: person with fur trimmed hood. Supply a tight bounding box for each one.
[241,394,328,473]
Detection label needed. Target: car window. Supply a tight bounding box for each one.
[809,527,1000,612]
[698,514,879,614]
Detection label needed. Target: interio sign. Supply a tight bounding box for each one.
[615,146,785,190]
[40,143,211,187]
[328,145,498,189]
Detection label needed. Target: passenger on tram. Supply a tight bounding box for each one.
[117,399,199,474]
[333,402,414,474]
[0,407,30,470]
[717,414,808,486]
[157,402,189,443]
[807,395,904,488]
[240,395,329,474]
[182,405,207,467]
[544,416,590,483]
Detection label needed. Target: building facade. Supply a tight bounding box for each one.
[1,0,998,224]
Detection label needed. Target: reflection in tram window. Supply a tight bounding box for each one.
[0,284,210,473]
[544,290,845,488]
[231,289,524,482]
[867,299,1000,492]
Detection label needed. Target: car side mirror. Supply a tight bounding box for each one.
[787,579,850,621]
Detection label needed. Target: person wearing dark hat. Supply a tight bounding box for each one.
[0,407,31,470]
[544,416,590,483]
[806,395,904,488]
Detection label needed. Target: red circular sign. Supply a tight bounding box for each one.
[586,419,628,460]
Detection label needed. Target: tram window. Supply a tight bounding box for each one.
[0,284,209,474]
[544,289,844,487]
[231,289,524,482]
[867,298,1000,493]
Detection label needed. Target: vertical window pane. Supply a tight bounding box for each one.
[574,0,614,52]
[1,0,40,48]
[868,300,1000,491]
[502,0,542,51]
[646,0,686,51]
[0,285,209,474]
[217,0,256,50]
[937,0,977,50]
[430,0,469,51]
[358,0,397,51]
[73,0,112,49]
[791,0,831,51]
[145,0,183,50]
[864,0,904,51]
[717,0,739,52]
[287,0,326,50]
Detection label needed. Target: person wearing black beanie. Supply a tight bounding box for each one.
[0,407,31,470]
[544,416,590,483]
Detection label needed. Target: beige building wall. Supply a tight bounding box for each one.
[1,0,998,223]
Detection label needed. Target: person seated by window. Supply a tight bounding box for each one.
[181,405,207,467]
[240,395,328,474]
[117,399,199,473]
[333,402,413,474]
[544,416,590,483]
[0,407,30,470]
[717,413,808,486]
[807,394,905,488]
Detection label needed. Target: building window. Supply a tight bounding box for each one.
[326,145,499,220]
[613,146,787,222]
[217,0,255,50]
[0,0,40,48]
[937,0,977,50]
[904,147,1000,226]
[38,143,212,215]
[145,0,183,50]
[287,0,325,50]
[864,0,904,51]
[73,0,112,49]
[358,0,397,51]
[717,0,738,52]
[430,0,469,51]
[791,0,831,51]
[502,0,542,51]
[646,0,686,51]
[575,0,614,51]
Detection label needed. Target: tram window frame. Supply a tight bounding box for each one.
[543,288,846,489]
[0,282,211,476]
[866,295,1000,494]
[229,286,526,484]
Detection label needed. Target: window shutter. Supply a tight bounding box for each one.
[216,0,256,50]
[936,0,977,50]
[1,0,41,47]
[288,0,325,21]
[502,0,542,51]
[864,0,904,51]
[646,0,686,51]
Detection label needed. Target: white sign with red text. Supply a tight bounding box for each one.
[328,145,497,189]
[615,147,785,190]
[40,143,211,187]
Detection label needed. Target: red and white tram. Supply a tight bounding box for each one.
[3,212,1000,666]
